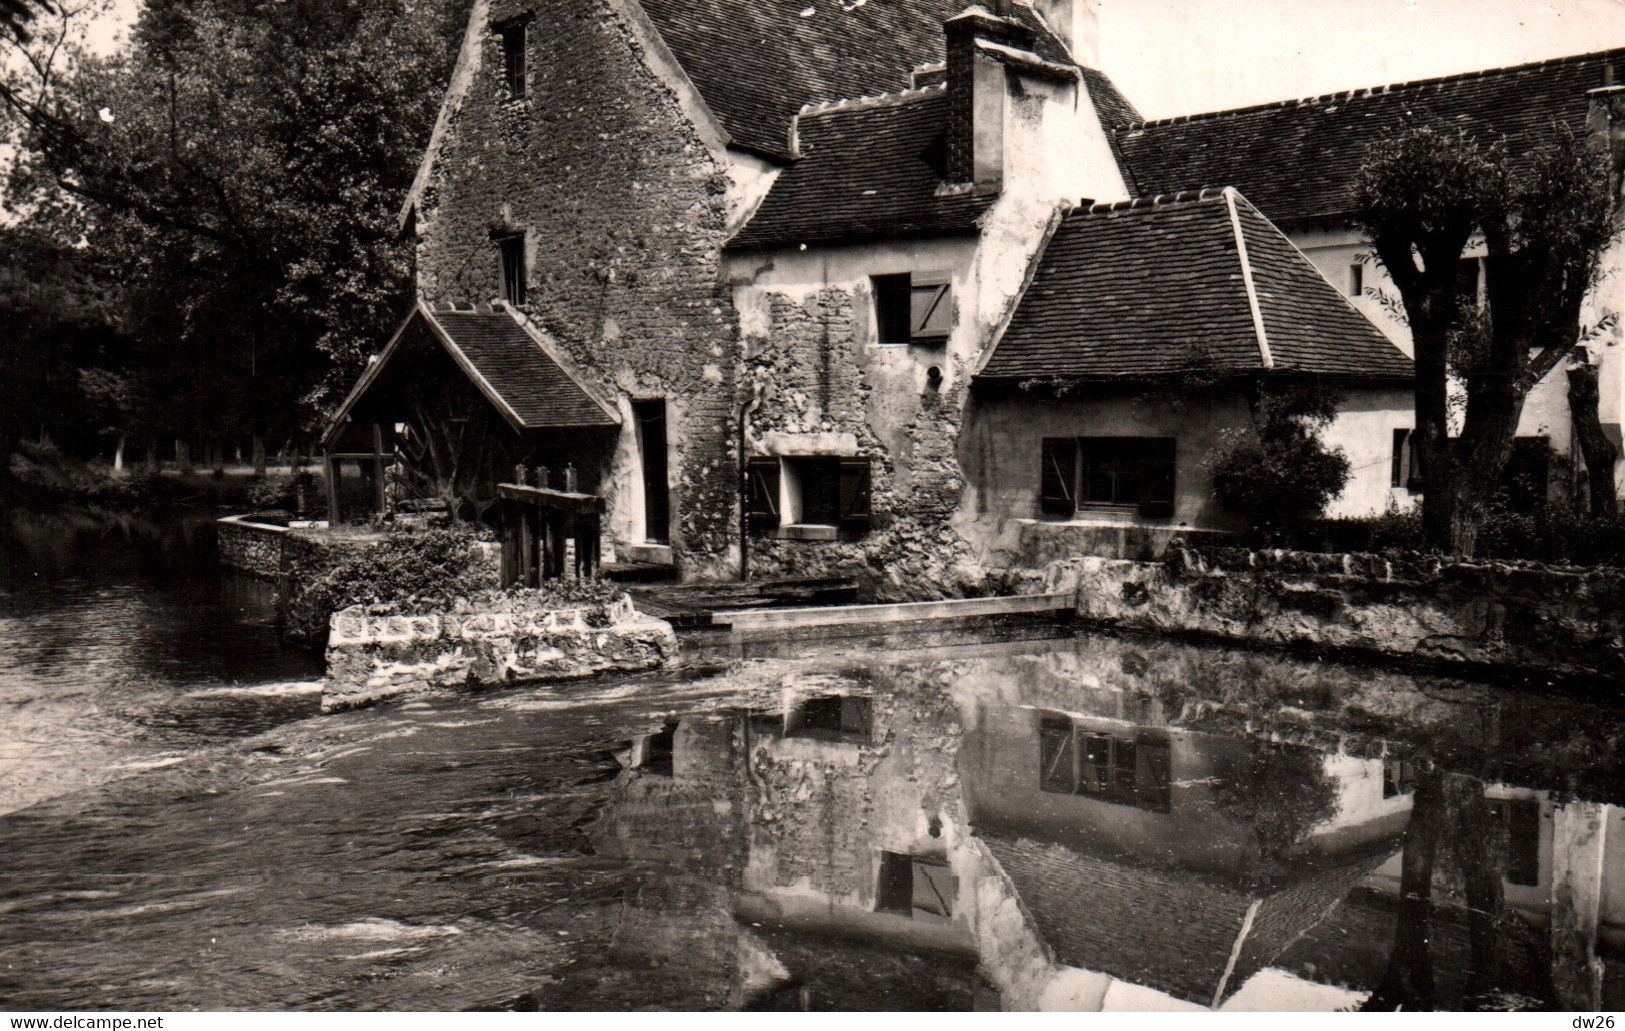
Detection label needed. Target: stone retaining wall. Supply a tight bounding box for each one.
[323,594,677,710]
[1054,545,1625,681]
[217,513,294,578]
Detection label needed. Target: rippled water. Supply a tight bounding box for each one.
[0,505,323,813]
[2,507,1623,1011]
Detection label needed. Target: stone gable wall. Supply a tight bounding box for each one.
[415,0,741,576]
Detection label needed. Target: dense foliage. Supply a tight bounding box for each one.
[1210,739,1339,861]
[1299,507,1625,566]
[1211,382,1351,539]
[1,0,464,477]
[295,526,501,621]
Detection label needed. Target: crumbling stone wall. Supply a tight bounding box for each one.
[323,593,676,710]
[742,284,999,601]
[415,0,742,578]
[1057,545,1625,681]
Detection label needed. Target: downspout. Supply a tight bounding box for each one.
[738,386,762,582]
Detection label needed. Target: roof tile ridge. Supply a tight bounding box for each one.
[1224,186,1273,370]
[1080,187,1227,215]
[796,82,948,120]
[1117,45,1625,133]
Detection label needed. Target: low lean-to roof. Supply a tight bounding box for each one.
[982,834,1388,1008]
[638,0,1085,160]
[322,304,617,448]
[1115,48,1624,228]
[728,88,994,250]
[976,188,1414,383]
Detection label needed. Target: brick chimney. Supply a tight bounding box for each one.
[1026,0,1100,67]
[945,6,1033,192]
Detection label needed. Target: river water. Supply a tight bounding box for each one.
[1,505,1622,1011]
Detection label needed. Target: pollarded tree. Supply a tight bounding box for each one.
[1353,125,1617,555]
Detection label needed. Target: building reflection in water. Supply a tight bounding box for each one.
[586,634,1625,1011]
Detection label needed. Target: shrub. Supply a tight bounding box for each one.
[296,526,499,623]
[1212,384,1351,541]
[1300,505,1625,565]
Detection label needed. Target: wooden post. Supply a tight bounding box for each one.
[324,455,341,525]
[371,423,388,516]
[549,513,568,580]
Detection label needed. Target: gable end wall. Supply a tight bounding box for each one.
[414,0,742,576]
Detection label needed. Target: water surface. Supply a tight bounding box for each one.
[1,618,1621,1011]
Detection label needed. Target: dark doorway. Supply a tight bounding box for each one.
[634,400,670,544]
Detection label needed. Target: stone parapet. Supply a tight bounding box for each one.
[322,594,676,711]
[216,513,293,578]
[1053,546,1625,681]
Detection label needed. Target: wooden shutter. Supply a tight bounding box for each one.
[838,457,872,531]
[1137,438,1176,518]
[1391,429,1409,489]
[1039,438,1077,517]
[746,457,780,532]
[910,273,952,342]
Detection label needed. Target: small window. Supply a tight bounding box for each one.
[1487,798,1541,887]
[500,19,528,98]
[873,272,952,345]
[787,695,872,742]
[1391,428,1421,492]
[498,235,526,306]
[774,456,872,535]
[876,851,955,920]
[1349,263,1363,297]
[1382,759,1414,798]
[1039,437,1175,519]
[639,721,678,777]
[1038,714,1171,812]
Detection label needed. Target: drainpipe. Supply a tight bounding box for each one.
[738,385,763,582]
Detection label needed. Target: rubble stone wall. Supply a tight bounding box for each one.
[415,0,742,578]
[217,514,292,578]
[323,594,677,711]
[1055,546,1625,680]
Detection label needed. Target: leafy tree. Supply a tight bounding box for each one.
[1211,381,1351,540]
[2,0,464,478]
[1210,738,1339,861]
[1353,124,1617,555]
[1,0,51,42]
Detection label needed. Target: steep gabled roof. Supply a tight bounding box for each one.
[983,834,1387,1008]
[727,88,995,250]
[638,0,1081,160]
[977,188,1413,382]
[1115,48,1624,227]
[322,304,618,448]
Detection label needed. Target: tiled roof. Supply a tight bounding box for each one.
[977,188,1413,382]
[324,304,617,446]
[728,89,995,250]
[983,834,1386,1008]
[637,0,1082,160]
[1115,48,1624,226]
[430,309,618,428]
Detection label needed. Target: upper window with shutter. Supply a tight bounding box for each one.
[872,272,952,345]
[498,234,526,306]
